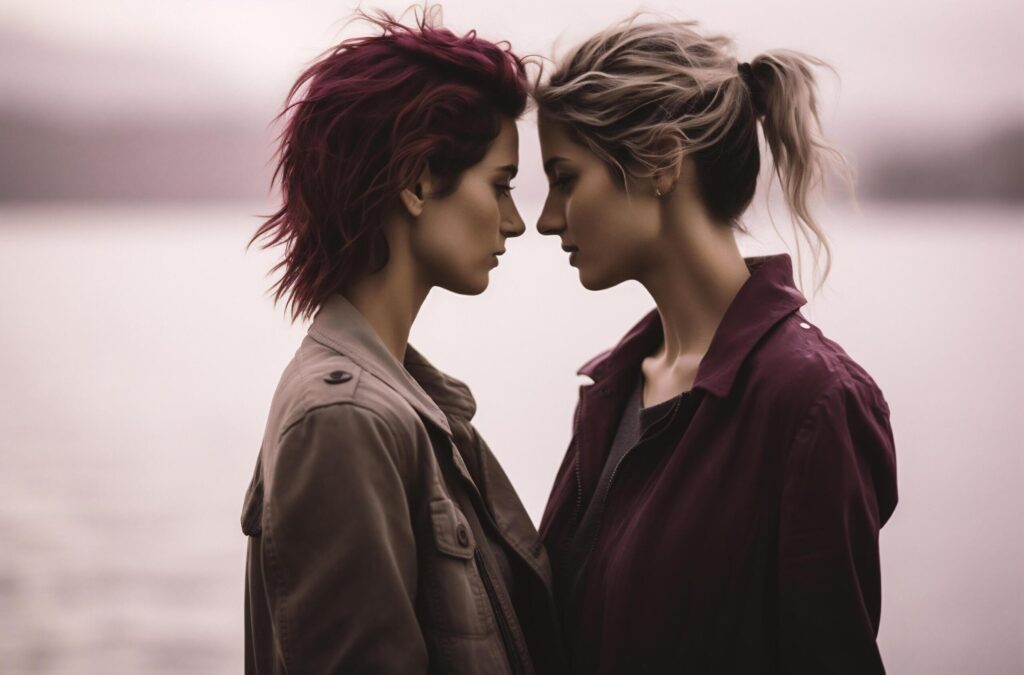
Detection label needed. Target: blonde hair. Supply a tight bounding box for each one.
[533,15,852,285]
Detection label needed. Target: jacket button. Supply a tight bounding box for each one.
[324,370,352,384]
[456,523,470,547]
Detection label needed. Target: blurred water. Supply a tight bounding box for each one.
[0,202,1021,674]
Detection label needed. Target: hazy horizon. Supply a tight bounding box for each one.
[2,0,1022,203]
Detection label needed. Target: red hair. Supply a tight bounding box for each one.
[251,7,529,320]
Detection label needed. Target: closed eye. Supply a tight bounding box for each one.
[549,174,575,191]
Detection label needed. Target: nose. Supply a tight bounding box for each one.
[501,199,526,239]
[536,193,566,236]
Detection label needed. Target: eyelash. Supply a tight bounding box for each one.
[495,183,515,197]
[550,175,575,192]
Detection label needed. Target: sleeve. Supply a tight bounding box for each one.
[260,403,428,674]
[778,382,898,674]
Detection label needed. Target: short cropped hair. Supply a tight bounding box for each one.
[252,7,528,320]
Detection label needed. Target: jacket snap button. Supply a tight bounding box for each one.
[456,524,470,547]
[324,370,352,384]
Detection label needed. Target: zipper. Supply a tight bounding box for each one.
[442,430,545,675]
[570,396,585,529]
[475,549,523,675]
[435,431,527,674]
[572,450,583,528]
[564,396,585,564]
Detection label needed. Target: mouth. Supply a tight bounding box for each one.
[561,244,579,266]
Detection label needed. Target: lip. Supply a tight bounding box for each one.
[561,243,579,266]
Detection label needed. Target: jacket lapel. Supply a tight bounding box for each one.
[307,294,551,585]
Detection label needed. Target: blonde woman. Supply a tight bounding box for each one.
[533,16,898,674]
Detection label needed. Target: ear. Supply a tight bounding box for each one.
[652,157,684,198]
[399,164,433,217]
[649,135,686,197]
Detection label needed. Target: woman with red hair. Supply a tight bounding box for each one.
[240,9,562,674]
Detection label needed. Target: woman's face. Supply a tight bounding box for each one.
[536,114,662,290]
[411,117,525,295]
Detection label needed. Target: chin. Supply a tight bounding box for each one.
[444,273,489,296]
[578,267,616,292]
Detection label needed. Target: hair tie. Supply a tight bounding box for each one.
[737,62,765,117]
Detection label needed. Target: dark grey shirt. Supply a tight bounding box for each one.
[561,372,691,611]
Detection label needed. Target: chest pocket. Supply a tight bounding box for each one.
[421,497,494,637]
[430,497,476,558]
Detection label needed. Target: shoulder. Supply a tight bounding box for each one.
[763,317,899,521]
[746,313,892,425]
[268,337,425,450]
[258,341,429,496]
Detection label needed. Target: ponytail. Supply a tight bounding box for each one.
[534,16,852,288]
[747,51,852,286]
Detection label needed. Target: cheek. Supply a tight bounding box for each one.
[476,192,502,237]
[452,184,499,245]
[567,174,629,246]
[423,183,499,280]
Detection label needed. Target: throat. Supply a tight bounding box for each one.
[640,351,701,407]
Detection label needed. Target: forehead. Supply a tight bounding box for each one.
[537,115,580,158]
[483,117,519,162]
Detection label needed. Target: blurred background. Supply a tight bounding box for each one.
[0,0,1021,672]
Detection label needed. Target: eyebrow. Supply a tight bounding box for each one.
[543,157,568,176]
[494,164,518,179]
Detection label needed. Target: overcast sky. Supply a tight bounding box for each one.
[2,0,1021,141]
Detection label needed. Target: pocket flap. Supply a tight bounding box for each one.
[429,498,476,559]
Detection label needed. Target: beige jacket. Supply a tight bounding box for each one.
[241,294,563,674]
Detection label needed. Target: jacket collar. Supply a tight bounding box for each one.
[578,254,807,398]
[308,294,478,436]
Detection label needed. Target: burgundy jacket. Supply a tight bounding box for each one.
[539,254,898,674]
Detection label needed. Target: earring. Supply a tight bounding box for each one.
[655,187,663,197]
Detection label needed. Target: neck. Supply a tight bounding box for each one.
[344,241,431,364]
[637,198,750,363]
